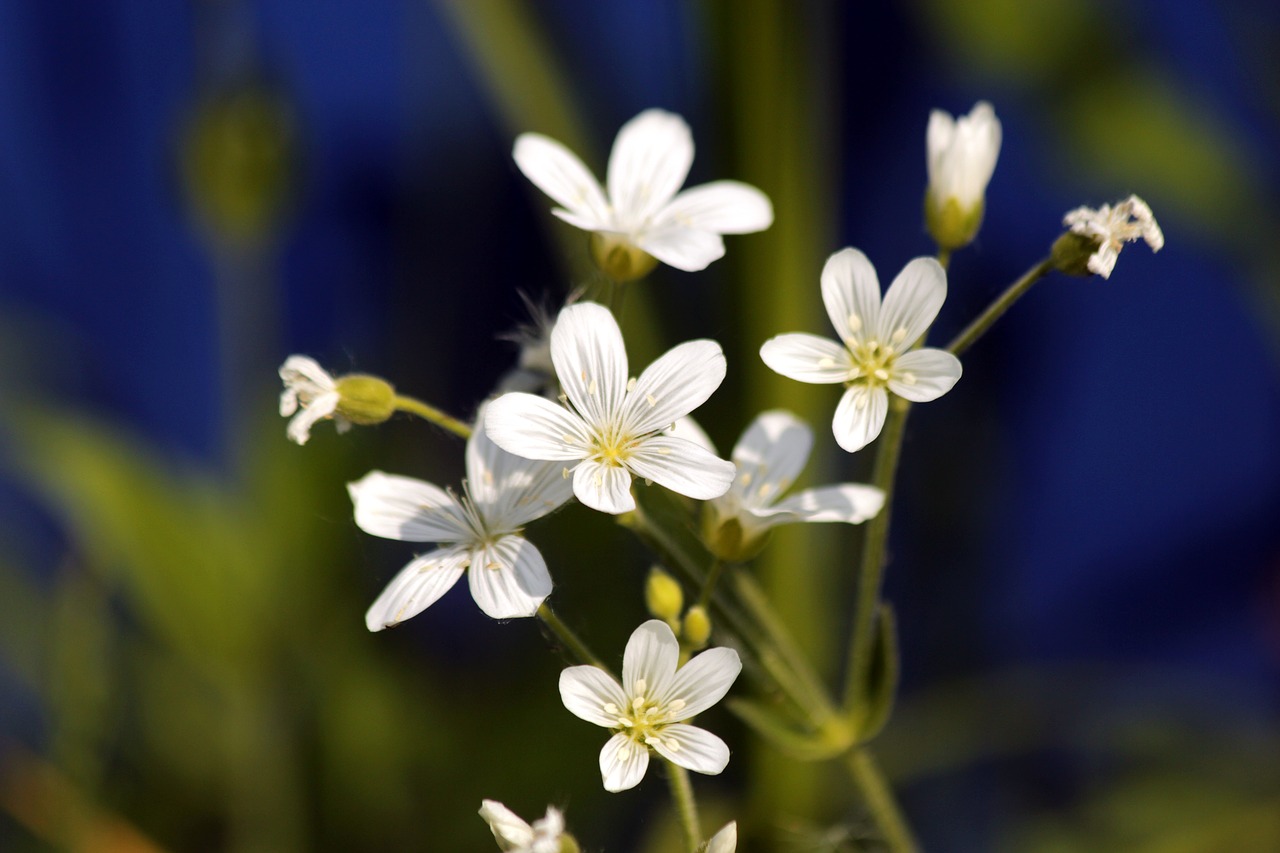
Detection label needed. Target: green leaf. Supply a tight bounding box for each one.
[729,697,851,762]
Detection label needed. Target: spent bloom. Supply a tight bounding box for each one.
[706,822,738,853]
[278,355,395,445]
[760,248,962,453]
[513,109,773,280]
[479,800,576,853]
[485,302,736,515]
[1058,194,1164,279]
[699,410,885,562]
[349,411,572,627]
[925,101,1001,250]
[559,619,742,792]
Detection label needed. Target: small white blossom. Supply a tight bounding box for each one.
[513,109,773,273]
[485,302,736,515]
[479,800,566,853]
[760,249,962,453]
[706,822,738,853]
[559,619,742,792]
[279,355,347,445]
[927,101,1001,213]
[350,410,573,627]
[1063,194,1164,279]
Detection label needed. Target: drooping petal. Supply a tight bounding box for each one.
[467,535,551,619]
[759,483,886,527]
[485,392,592,462]
[627,436,736,501]
[648,724,730,776]
[706,822,738,853]
[821,248,882,347]
[730,410,812,509]
[877,257,947,348]
[832,385,889,453]
[364,546,470,631]
[550,302,629,427]
[634,224,725,272]
[654,181,773,235]
[348,471,471,542]
[606,109,693,226]
[286,391,340,445]
[599,732,650,792]
[622,619,680,700]
[513,133,610,228]
[759,333,854,384]
[572,460,635,514]
[279,354,336,394]
[478,800,535,849]
[622,339,726,436]
[560,665,630,727]
[466,415,573,529]
[888,348,963,403]
[662,647,742,718]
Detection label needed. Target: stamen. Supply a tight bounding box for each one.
[588,379,598,396]
[818,357,837,368]
[891,327,908,344]
[899,372,917,385]
[627,377,637,392]
[603,703,620,715]
[646,394,657,407]
[848,313,862,333]
[873,368,890,381]
[668,699,686,713]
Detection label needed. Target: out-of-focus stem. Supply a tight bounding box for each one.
[666,761,701,853]
[846,749,918,853]
[946,258,1053,357]
[537,603,610,675]
[392,395,472,439]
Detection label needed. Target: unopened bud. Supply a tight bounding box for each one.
[590,233,658,282]
[644,567,684,624]
[683,606,711,650]
[334,374,397,425]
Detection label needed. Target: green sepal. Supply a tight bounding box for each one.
[849,603,900,741]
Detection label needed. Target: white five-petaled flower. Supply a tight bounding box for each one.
[349,413,573,628]
[559,619,742,792]
[760,248,963,453]
[706,822,738,853]
[485,302,737,515]
[279,355,347,445]
[1063,194,1164,279]
[927,101,1002,214]
[513,109,773,274]
[478,800,567,853]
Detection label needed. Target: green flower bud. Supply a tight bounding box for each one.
[644,567,684,624]
[590,233,658,282]
[334,374,397,425]
[558,833,582,853]
[925,193,985,253]
[701,507,769,564]
[683,606,711,650]
[1049,231,1100,278]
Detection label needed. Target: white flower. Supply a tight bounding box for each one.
[927,101,1001,214]
[760,248,962,453]
[706,822,738,853]
[479,800,566,853]
[279,355,347,445]
[702,410,885,560]
[513,109,773,275]
[485,302,736,515]
[1063,194,1164,279]
[559,619,742,792]
[350,413,573,627]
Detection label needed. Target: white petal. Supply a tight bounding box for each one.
[663,647,741,719]
[467,416,573,529]
[286,391,339,445]
[622,619,680,700]
[560,665,629,727]
[468,535,551,619]
[513,132,610,227]
[762,483,886,527]
[649,724,730,776]
[707,822,738,853]
[364,547,469,631]
[759,333,853,384]
[622,339,726,436]
[599,732,650,792]
[572,460,635,514]
[484,392,591,462]
[832,385,889,453]
[877,257,946,348]
[279,354,336,391]
[634,224,725,271]
[926,109,957,187]
[667,416,717,455]
[821,248,882,347]
[550,302,628,427]
[888,348,962,403]
[479,800,534,848]
[607,109,693,225]
[730,410,812,509]
[654,181,773,235]
[348,471,470,542]
[627,436,736,501]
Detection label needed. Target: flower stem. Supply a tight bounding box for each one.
[845,749,918,853]
[697,558,725,609]
[946,258,1053,357]
[666,761,702,853]
[537,603,611,675]
[391,395,472,438]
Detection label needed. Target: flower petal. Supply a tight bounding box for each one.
[560,665,629,727]
[761,483,886,527]
[484,392,591,462]
[729,410,812,509]
[648,724,730,776]
[478,800,534,849]
[572,460,635,514]
[634,224,725,272]
[599,732,650,792]
[364,547,469,631]
[888,348,962,403]
[622,339,726,436]
[707,822,738,853]
[607,109,693,226]
[513,132,610,227]
[667,416,717,455]
[877,257,946,348]
[663,647,742,719]
[759,333,853,384]
[467,535,551,619]
[279,354,336,393]
[622,619,680,700]
[821,248,882,347]
[832,385,889,453]
[466,415,573,528]
[348,470,470,542]
[627,436,736,501]
[550,302,628,427]
[286,391,339,445]
[654,180,773,234]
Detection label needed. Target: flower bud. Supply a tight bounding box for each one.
[334,374,397,425]
[924,102,1001,252]
[1049,231,1099,278]
[644,567,684,624]
[590,232,659,282]
[683,606,711,650]
[702,506,769,564]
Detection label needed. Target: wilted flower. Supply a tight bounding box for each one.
[278,355,395,445]
[479,800,576,853]
[1058,194,1164,279]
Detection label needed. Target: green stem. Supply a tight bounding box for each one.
[392,395,472,438]
[845,749,918,853]
[946,258,1053,357]
[537,603,610,675]
[697,558,725,609]
[666,761,702,853]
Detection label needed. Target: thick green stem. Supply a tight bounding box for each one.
[946,258,1053,357]
[845,749,918,853]
[537,603,610,675]
[392,395,472,439]
[666,761,701,853]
